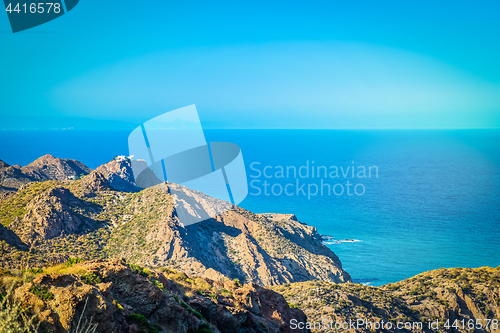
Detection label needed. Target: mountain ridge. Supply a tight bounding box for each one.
[0,156,351,286]
[0,154,93,193]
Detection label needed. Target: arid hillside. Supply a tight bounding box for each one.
[272,266,500,332]
[1,258,309,333]
[0,158,351,286]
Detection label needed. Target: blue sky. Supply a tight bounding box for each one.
[1,0,499,129]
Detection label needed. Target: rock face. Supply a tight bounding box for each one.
[78,170,111,194]
[96,158,162,192]
[105,183,351,285]
[21,154,92,181]
[11,259,310,333]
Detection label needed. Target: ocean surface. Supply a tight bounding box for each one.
[1,129,499,286]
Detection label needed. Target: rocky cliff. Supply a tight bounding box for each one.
[95,158,162,192]
[2,260,499,333]
[0,163,351,285]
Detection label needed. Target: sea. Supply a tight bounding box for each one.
[1,129,499,286]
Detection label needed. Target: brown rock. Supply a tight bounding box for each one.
[11,259,310,333]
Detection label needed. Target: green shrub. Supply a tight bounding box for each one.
[27,268,43,275]
[152,280,163,291]
[29,284,54,301]
[65,257,84,267]
[112,300,124,311]
[205,293,217,300]
[126,313,159,333]
[181,301,204,320]
[129,264,151,277]
[82,273,101,285]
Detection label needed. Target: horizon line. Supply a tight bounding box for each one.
[1,127,500,131]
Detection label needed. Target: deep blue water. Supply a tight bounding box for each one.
[1,129,499,285]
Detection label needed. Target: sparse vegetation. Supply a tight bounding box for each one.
[66,257,85,267]
[0,285,39,333]
[82,273,101,285]
[181,301,205,320]
[126,313,160,333]
[29,284,54,301]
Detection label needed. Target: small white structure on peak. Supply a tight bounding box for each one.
[114,155,136,162]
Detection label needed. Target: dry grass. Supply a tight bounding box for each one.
[59,265,87,275]
[42,263,67,275]
[0,285,39,333]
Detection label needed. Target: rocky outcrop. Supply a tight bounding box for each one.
[96,158,162,192]
[0,159,8,169]
[11,259,309,333]
[78,171,111,195]
[21,154,92,181]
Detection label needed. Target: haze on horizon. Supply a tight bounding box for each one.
[0,1,499,129]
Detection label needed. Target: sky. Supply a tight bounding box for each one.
[1,0,500,129]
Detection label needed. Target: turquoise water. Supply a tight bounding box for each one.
[1,129,499,285]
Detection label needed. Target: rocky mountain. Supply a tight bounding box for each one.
[0,159,34,192]
[0,155,93,192]
[0,166,351,285]
[95,157,162,192]
[21,154,92,181]
[273,266,500,332]
[3,258,309,333]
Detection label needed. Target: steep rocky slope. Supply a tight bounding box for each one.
[272,266,500,332]
[3,258,309,333]
[95,157,162,192]
[0,170,351,285]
